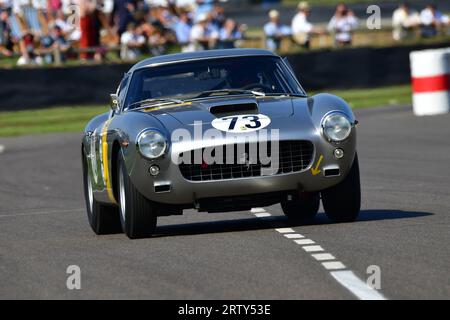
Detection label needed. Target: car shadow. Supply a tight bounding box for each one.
[153,209,433,238]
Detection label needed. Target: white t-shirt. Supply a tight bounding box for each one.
[120,32,145,46]
[291,12,313,34]
[420,8,450,26]
[328,15,358,43]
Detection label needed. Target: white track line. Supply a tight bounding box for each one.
[250,209,388,300]
[284,233,305,239]
[331,271,386,300]
[302,245,324,252]
[294,239,315,245]
[322,261,346,270]
[311,253,336,261]
[0,145,4,154]
[275,228,295,234]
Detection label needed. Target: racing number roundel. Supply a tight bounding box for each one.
[211,114,271,133]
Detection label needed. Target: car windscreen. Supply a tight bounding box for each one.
[124,56,305,109]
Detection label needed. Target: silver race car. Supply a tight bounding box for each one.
[82,49,360,239]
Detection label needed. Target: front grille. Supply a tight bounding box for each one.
[178,140,314,181]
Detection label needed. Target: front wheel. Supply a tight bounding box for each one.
[117,153,157,239]
[281,192,320,222]
[321,153,361,222]
[82,151,121,235]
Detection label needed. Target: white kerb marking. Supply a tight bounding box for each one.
[0,145,4,154]
[330,270,387,300]
[284,233,305,239]
[322,261,346,270]
[302,245,324,252]
[294,239,315,245]
[251,208,266,213]
[311,253,336,261]
[275,228,295,234]
[254,212,271,217]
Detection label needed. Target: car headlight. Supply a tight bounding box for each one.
[321,112,352,142]
[137,130,167,159]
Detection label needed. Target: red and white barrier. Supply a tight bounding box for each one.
[410,48,450,116]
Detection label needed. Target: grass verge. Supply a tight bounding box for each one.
[0,85,411,137]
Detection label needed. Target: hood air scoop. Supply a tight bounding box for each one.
[209,103,258,117]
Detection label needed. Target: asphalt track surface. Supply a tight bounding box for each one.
[0,105,449,299]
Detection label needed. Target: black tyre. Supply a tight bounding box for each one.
[281,192,320,222]
[321,153,361,222]
[117,153,157,239]
[82,151,121,235]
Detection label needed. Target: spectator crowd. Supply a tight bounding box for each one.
[0,0,449,66]
[0,0,245,65]
[264,1,450,51]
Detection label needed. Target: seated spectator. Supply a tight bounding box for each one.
[172,9,192,51]
[195,0,214,17]
[17,31,43,65]
[217,18,242,49]
[143,21,168,56]
[120,22,145,61]
[189,12,218,51]
[420,4,450,38]
[0,9,13,56]
[291,1,322,49]
[53,9,80,41]
[327,3,358,47]
[13,0,47,37]
[40,25,70,63]
[210,4,225,30]
[392,3,420,41]
[264,9,291,52]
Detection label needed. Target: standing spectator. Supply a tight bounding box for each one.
[420,4,450,38]
[327,3,358,47]
[120,22,144,60]
[217,18,242,49]
[48,0,62,18]
[392,3,420,41]
[291,1,322,49]
[79,0,100,60]
[264,9,290,52]
[111,0,135,41]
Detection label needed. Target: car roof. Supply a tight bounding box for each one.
[128,49,278,73]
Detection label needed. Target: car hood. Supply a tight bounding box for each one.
[140,96,296,126]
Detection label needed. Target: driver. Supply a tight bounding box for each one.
[227,66,262,89]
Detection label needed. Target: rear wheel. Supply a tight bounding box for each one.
[117,153,157,239]
[321,153,361,222]
[281,192,320,222]
[82,151,121,235]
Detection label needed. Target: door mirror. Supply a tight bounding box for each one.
[110,94,119,112]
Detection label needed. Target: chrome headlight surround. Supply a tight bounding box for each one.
[321,112,353,143]
[136,129,168,159]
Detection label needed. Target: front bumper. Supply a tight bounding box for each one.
[129,129,357,205]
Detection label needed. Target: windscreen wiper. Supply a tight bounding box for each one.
[128,98,184,110]
[192,89,265,99]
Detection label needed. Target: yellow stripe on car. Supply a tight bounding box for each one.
[143,101,192,112]
[101,119,117,204]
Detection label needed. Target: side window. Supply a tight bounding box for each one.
[118,74,130,108]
